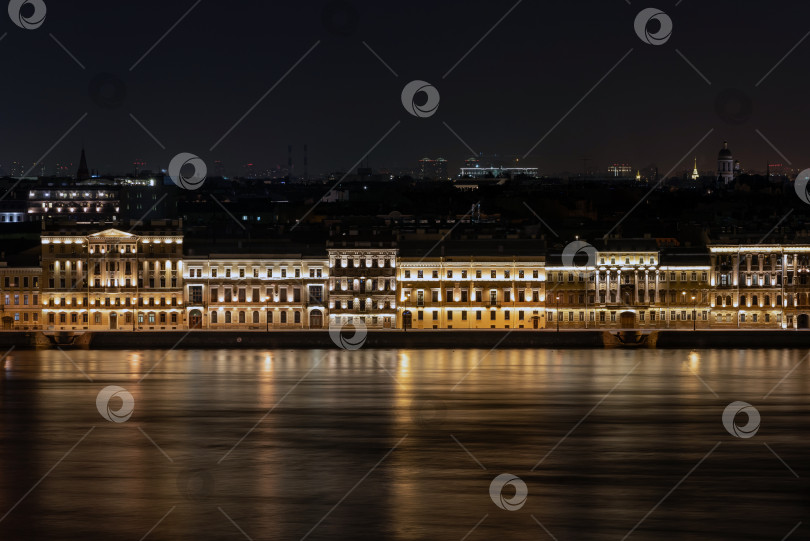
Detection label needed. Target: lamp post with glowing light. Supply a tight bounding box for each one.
[556,294,560,332]
[692,295,697,331]
[682,290,687,328]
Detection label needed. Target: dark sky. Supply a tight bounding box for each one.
[1,0,808,177]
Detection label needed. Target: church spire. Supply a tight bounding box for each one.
[76,147,90,180]
[691,157,699,180]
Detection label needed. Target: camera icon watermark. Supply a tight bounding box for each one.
[322,0,358,36]
[634,8,672,46]
[401,80,440,118]
[88,73,127,109]
[489,473,528,511]
[168,152,207,191]
[715,88,753,125]
[722,401,760,439]
[8,0,46,30]
[329,316,367,350]
[409,396,447,427]
[96,385,135,423]
[561,240,597,269]
[794,169,810,205]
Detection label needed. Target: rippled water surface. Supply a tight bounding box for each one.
[0,348,807,540]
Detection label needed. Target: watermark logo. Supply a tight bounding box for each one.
[722,401,760,439]
[168,152,207,190]
[561,240,597,269]
[490,473,528,511]
[634,8,672,46]
[794,169,810,205]
[322,0,358,36]
[410,396,447,427]
[329,316,367,350]
[88,73,127,109]
[401,80,440,118]
[96,385,134,423]
[715,88,753,125]
[177,464,216,500]
[8,0,46,30]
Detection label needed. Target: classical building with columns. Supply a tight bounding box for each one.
[545,241,711,329]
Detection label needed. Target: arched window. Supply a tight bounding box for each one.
[777,295,782,307]
[716,295,721,306]
[752,295,758,307]
[740,295,747,307]
[211,311,218,324]
[252,311,259,323]
[726,295,732,306]
[225,311,231,323]
[764,295,770,306]
[238,311,246,323]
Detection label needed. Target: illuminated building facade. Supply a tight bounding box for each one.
[545,245,711,329]
[397,256,546,329]
[182,255,327,329]
[0,264,41,330]
[40,226,184,330]
[8,225,810,331]
[328,248,398,329]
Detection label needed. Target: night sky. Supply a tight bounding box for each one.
[1,0,808,176]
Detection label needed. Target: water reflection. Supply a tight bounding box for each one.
[0,348,807,540]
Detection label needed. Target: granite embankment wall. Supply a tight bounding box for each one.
[4,330,810,350]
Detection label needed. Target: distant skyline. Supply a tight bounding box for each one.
[1,1,808,177]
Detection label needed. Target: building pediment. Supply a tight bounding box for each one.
[88,229,135,238]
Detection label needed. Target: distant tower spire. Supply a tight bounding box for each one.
[691,157,699,180]
[76,148,90,181]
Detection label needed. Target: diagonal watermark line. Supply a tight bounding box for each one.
[451,435,487,470]
[0,32,7,42]
[0,112,88,203]
[138,426,174,463]
[684,358,719,398]
[140,506,176,541]
[531,515,559,541]
[211,194,247,231]
[211,40,321,151]
[763,442,799,478]
[622,442,721,540]
[290,121,400,230]
[523,48,633,158]
[531,361,642,470]
[443,0,523,79]
[301,434,408,540]
[452,329,515,391]
[756,129,793,165]
[362,41,398,77]
[130,0,203,71]
[523,201,559,237]
[1,346,15,363]
[782,522,802,540]
[603,128,714,239]
[417,203,478,263]
[675,49,710,85]
[219,507,254,540]
[56,346,93,382]
[460,514,488,541]
[49,34,85,70]
[442,121,477,156]
[763,351,807,399]
[219,353,329,463]
[0,426,95,524]
[758,209,794,244]
[756,29,810,87]
[129,113,166,149]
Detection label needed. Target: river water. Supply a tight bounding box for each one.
[0,348,807,540]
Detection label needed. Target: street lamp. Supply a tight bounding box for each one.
[691,295,696,331]
[682,290,687,328]
[556,294,560,332]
